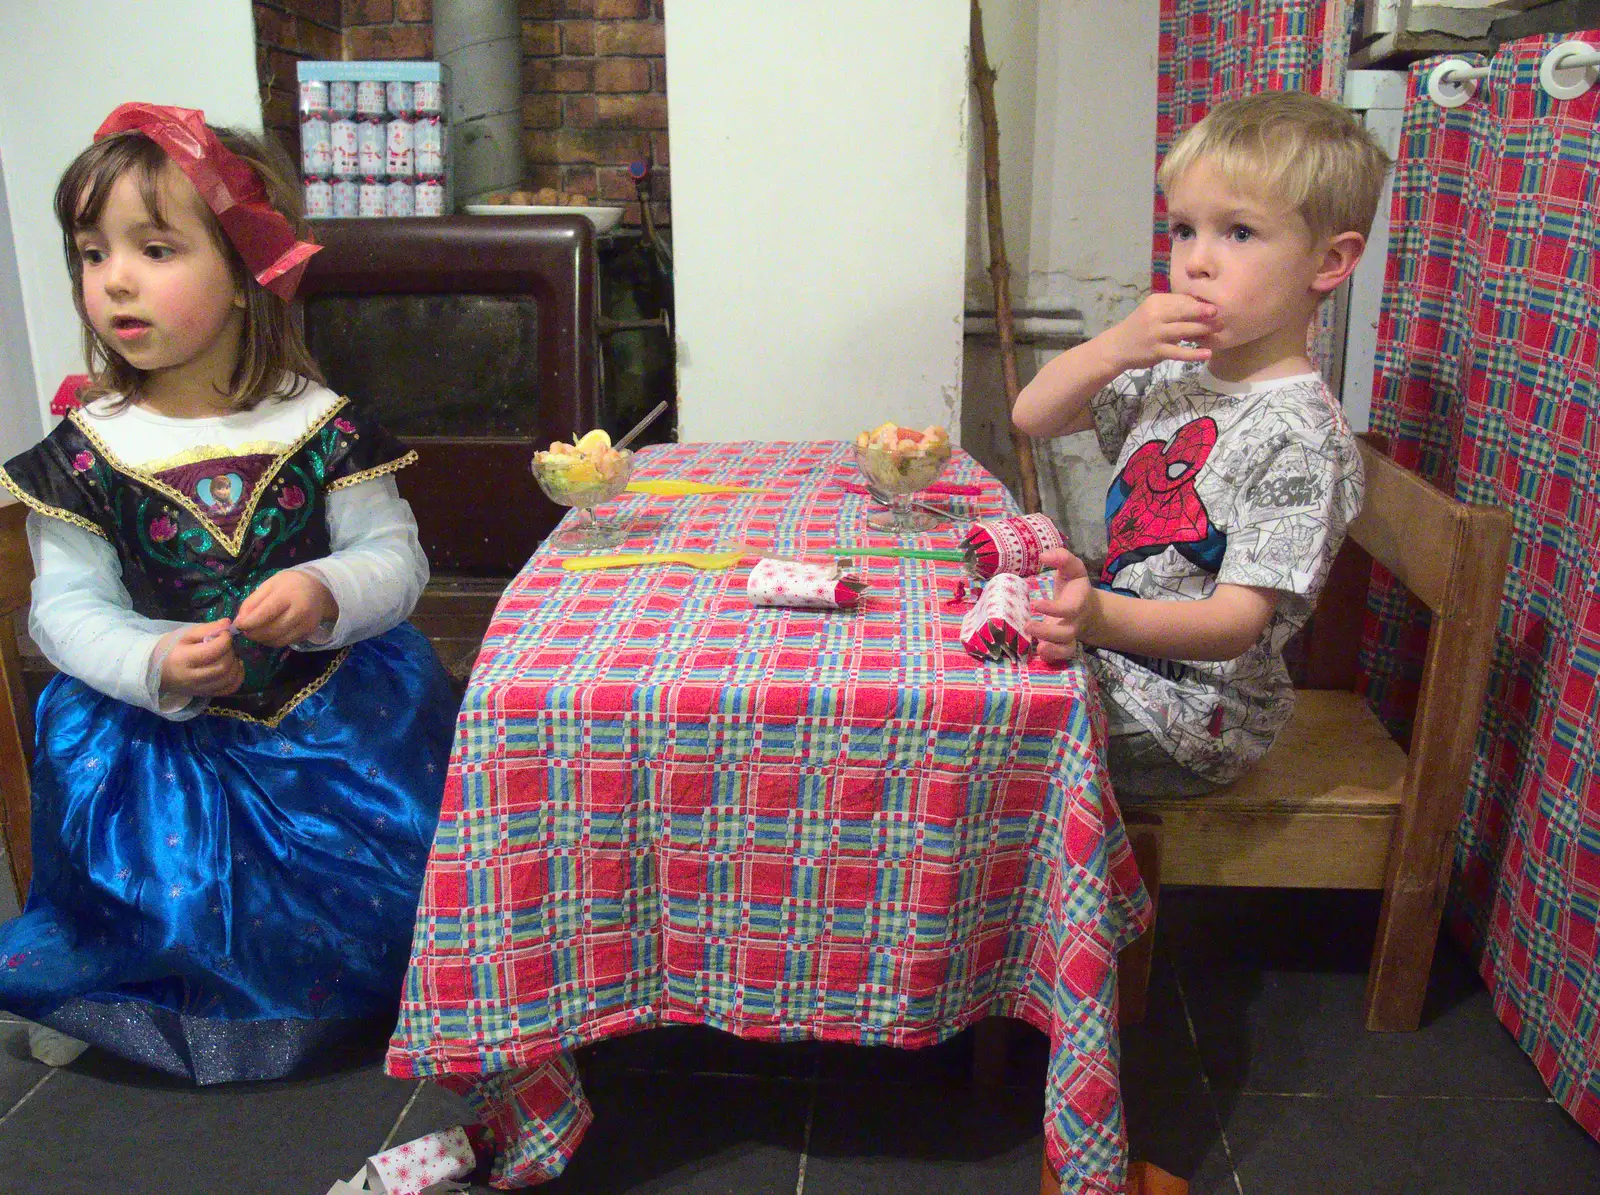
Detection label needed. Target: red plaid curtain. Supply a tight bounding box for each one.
[1363,34,1600,1139]
[1153,0,1354,288]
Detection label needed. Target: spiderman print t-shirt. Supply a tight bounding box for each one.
[1086,360,1364,784]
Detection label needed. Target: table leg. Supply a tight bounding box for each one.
[1035,816,1164,1194]
[1040,1151,1063,1195]
[971,1015,1011,1090]
[1118,814,1162,1027]
[435,1054,594,1186]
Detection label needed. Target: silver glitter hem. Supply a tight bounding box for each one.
[41,997,393,1085]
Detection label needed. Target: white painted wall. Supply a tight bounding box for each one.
[963,0,1159,556]
[0,0,259,899]
[1025,0,1160,329]
[0,0,261,439]
[665,2,971,443]
[0,159,36,465]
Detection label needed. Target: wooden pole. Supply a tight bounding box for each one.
[970,0,1042,515]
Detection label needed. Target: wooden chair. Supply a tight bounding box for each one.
[1133,438,1512,1032]
[1,499,34,905]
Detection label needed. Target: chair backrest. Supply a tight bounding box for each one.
[0,499,34,903]
[1346,439,1510,620]
[1299,438,1512,688]
[298,214,601,575]
[1290,439,1513,754]
[1344,440,1512,1006]
[1344,439,1513,764]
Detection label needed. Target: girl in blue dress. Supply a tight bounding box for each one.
[0,102,458,1083]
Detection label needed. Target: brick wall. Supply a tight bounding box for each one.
[253,0,344,169]
[342,0,433,60]
[520,0,669,226]
[285,0,671,226]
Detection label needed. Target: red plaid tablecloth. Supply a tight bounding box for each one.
[387,441,1152,1191]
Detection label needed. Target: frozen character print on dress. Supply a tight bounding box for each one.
[198,471,239,515]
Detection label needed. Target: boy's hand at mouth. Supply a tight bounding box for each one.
[1104,293,1217,369]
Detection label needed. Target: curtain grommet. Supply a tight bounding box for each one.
[1427,58,1486,109]
[1539,40,1599,101]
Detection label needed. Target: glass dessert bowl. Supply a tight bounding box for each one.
[853,423,953,533]
[532,430,634,549]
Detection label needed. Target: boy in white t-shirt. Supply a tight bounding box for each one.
[1013,91,1392,798]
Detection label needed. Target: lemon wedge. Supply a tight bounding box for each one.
[574,429,612,454]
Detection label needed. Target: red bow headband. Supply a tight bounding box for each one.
[94,102,320,300]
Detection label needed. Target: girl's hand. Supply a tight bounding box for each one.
[160,620,244,697]
[1027,548,1096,665]
[1102,293,1216,371]
[234,571,338,648]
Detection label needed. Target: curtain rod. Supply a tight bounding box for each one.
[1428,40,1598,107]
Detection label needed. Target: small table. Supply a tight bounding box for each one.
[387,440,1150,1193]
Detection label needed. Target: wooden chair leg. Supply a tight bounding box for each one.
[1359,497,1511,1032]
[1118,814,1162,1027]
[1362,875,1446,1031]
[0,614,33,908]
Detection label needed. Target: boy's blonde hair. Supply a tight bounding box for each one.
[1157,90,1392,240]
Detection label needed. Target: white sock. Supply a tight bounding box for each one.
[26,1023,89,1067]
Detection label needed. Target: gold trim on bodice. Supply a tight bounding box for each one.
[0,464,111,540]
[138,440,297,473]
[329,450,420,491]
[206,647,352,728]
[67,396,358,559]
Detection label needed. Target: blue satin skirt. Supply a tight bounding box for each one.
[0,623,457,1084]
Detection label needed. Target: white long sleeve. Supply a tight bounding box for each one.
[26,475,428,717]
[291,475,430,651]
[26,515,200,718]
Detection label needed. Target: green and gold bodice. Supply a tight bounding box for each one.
[0,398,415,724]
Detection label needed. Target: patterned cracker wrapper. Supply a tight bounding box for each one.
[326,1125,476,1195]
[959,572,1035,661]
[747,558,867,609]
[960,513,1065,580]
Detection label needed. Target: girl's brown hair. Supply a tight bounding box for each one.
[54,126,324,412]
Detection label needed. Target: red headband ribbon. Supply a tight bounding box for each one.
[94,102,320,300]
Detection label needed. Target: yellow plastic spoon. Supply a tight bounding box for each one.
[559,550,749,572]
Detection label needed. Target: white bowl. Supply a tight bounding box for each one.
[463,204,624,233]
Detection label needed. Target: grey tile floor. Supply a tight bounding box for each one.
[2,888,1597,1195]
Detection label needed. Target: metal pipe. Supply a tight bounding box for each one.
[964,315,1085,344]
[965,297,1079,319]
[434,0,524,205]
